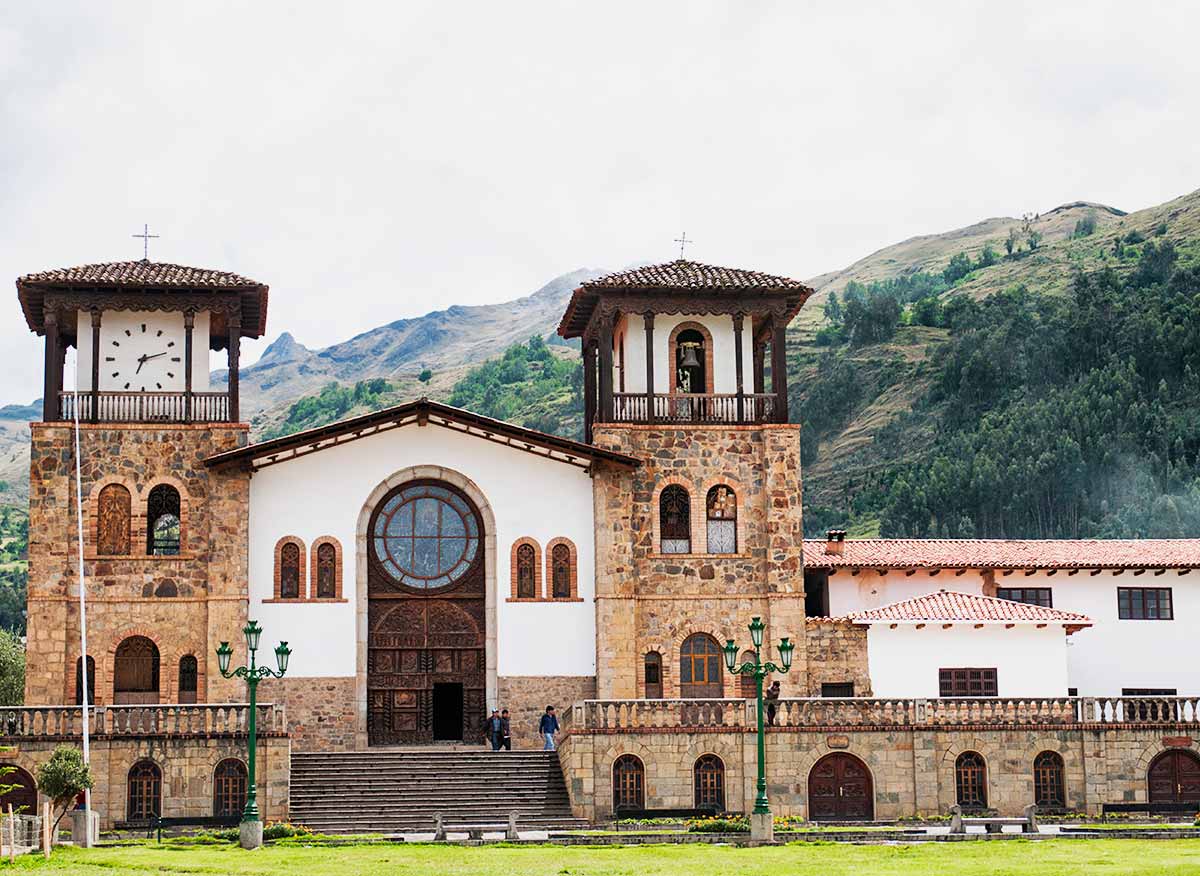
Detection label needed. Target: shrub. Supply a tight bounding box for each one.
[263,821,313,841]
[36,746,94,838]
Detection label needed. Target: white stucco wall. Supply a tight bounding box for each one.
[618,313,754,395]
[247,422,597,679]
[866,624,1071,699]
[76,309,211,392]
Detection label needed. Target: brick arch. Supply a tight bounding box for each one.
[356,465,498,746]
[667,321,715,394]
[509,537,542,601]
[792,742,880,820]
[651,476,698,556]
[175,651,206,703]
[309,536,344,601]
[545,537,580,601]
[142,474,191,555]
[674,629,728,699]
[698,475,746,555]
[273,536,307,600]
[87,475,139,557]
[106,628,166,704]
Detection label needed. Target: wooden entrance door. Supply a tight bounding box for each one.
[367,480,486,746]
[1148,750,1200,803]
[808,753,874,821]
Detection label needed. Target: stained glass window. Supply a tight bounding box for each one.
[660,486,691,554]
[373,484,480,589]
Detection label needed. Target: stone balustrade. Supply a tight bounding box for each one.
[571,696,1200,731]
[0,703,286,740]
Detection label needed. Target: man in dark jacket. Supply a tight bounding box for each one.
[500,709,512,751]
[538,705,560,751]
[484,709,503,751]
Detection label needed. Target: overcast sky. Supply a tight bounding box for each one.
[2,2,1198,403]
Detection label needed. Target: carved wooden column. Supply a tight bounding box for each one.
[771,316,789,423]
[753,332,765,396]
[583,341,597,443]
[42,310,60,421]
[733,312,745,423]
[183,310,195,423]
[227,314,241,423]
[89,309,101,423]
[643,312,655,423]
[598,314,614,424]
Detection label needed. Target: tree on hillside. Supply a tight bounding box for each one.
[1022,213,1042,251]
[418,369,432,383]
[1005,226,1019,257]
[0,629,24,705]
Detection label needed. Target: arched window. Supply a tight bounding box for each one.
[146,484,181,555]
[547,539,577,599]
[213,759,248,817]
[178,655,198,704]
[315,541,337,599]
[659,485,691,554]
[113,636,160,705]
[706,486,737,554]
[679,633,723,698]
[75,655,96,706]
[674,328,707,394]
[280,542,302,599]
[955,751,988,810]
[0,765,37,815]
[127,760,162,821]
[694,754,725,810]
[644,652,663,698]
[612,754,645,812]
[96,483,131,555]
[515,543,538,599]
[1033,751,1065,808]
[738,650,757,698]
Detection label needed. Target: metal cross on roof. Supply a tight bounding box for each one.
[674,231,692,260]
[132,223,160,261]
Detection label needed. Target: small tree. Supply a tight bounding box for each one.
[1005,226,1019,257]
[36,746,93,839]
[0,629,24,706]
[418,368,433,384]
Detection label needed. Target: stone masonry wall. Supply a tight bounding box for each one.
[804,620,872,696]
[590,425,807,700]
[498,676,596,749]
[560,725,1199,822]
[26,423,250,707]
[258,676,357,752]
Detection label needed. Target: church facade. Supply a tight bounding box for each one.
[10,257,1200,827]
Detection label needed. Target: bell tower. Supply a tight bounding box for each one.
[558,259,815,699]
[17,260,268,707]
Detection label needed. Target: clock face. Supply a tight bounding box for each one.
[104,322,185,391]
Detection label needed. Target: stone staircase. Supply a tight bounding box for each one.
[288,749,587,834]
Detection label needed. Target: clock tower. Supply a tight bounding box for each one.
[17,259,268,707]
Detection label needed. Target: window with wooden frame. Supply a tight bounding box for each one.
[1033,751,1065,808]
[515,542,538,599]
[276,539,304,600]
[96,483,132,555]
[113,636,160,705]
[995,587,1052,607]
[693,754,725,810]
[821,682,856,698]
[612,754,645,812]
[146,484,181,555]
[550,543,571,598]
[178,655,198,704]
[939,668,998,698]
[314,541,338,599]
[955,751,988,809]
[644,652,663,698]
[659,485,691,554]
[127,760,162,821]
[679,633,724,698]
[213,759,248,817]
[1118,587,1173,620]
[705,486,737,554]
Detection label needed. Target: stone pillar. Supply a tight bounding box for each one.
[912,728,940,815]
[771,317,789,424]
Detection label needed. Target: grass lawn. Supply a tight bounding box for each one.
[14,839,1200,876]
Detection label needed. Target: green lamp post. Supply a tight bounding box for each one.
[217,620,291,849]
[723,616,794,841]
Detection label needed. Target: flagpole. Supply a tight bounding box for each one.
[70,350,92,839]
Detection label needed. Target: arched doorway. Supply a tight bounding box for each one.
[113,636,160,705]
[1148,750,1200,803]
[808,753,873,821]
[679,633,723,698]
[366,480,486,745]
[0,765,37,815]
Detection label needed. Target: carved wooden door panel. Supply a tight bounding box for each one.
[366,481,486,746]
[1149,751,1200,802]
[807,754,873,821]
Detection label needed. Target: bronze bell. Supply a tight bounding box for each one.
[679,343,701,369]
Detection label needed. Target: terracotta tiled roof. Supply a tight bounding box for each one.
[803,538,1200,570]
[844,590,1092,625]
[580,260,810,291]
[18,260,263,289]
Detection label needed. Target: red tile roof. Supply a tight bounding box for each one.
[845,590,1092,625]
[803,538,1200,570]
[580,259,811,291]
[18,260,264,289]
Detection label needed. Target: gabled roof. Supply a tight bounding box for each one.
[557,259,814,338]
[17,260,269,337]
[802,538,1200,571]
[204,397,640,472]
[845,590,1092,627]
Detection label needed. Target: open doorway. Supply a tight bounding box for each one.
[432,683,465,741]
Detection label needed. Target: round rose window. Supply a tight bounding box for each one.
[372,483,480,589]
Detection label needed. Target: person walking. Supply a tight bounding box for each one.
[485,708,504,751]
[538,705,560,751]
[500,709,512,751]
[765,680,781,726]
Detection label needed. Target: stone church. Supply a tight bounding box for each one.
[8,257,1200,828]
